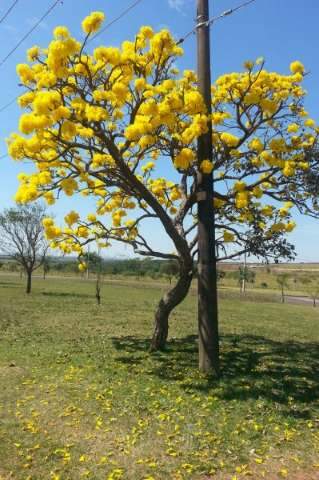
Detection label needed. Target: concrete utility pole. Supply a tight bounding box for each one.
[196,0,220,375]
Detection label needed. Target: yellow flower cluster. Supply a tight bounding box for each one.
[174,148,195,170]
[200,160,214,174]
[82,12,105,34]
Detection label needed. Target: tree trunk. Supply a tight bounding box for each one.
[26,270,32,294]
[150,266,193,351]
[95,278,101,305]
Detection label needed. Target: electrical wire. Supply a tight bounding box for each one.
[177,0,258,45]
[0,0,62,68]
[89,0,144,43]
[0,95,19,113]
[0,0,19,24]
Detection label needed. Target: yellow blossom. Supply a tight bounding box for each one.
[290,60,305,75]
[82,11,105,34]
[200,160,213,174]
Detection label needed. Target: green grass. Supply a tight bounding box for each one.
[0,274,319,480]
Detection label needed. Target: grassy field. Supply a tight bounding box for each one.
[0,274,318,480]
[217,263,319,297]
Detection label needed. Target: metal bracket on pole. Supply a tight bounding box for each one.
[196,20,209,29]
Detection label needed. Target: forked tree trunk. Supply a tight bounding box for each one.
[150,265,193,351]
[26,270,32,294]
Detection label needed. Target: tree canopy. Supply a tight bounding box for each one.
[7,11,319,270]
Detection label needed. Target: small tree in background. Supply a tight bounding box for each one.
[232,266,255,294]
[0,204,48,293]
[94,247,103,306]
[216,269,226,283]
[240,266,255,294]
[83,251,103,279]
[160,260,179,284]
[307,282,319,307]
[42,256,51,279]
[276,273,290,303]
[299,276,319,307]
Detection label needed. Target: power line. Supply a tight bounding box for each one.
[177,0,258,45]
[89,0,144,43]
[0,0,63,68]
[0,95,19,113]
[0,0,19,24]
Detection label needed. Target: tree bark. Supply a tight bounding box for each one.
[150,265,193,351]
[26,270,32,294]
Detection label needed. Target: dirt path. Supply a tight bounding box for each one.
[285,294,317,306]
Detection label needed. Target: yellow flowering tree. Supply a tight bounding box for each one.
[8,12,319,350]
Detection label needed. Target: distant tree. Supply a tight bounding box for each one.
[233,266,256,294]
[276,273,290,303]
[83,251,103,278]
[95,248,103,305]
[136,269,146,279]
[111,265,120,275]
[298,275,312,288]
[54,261,64,272]
[307,282,319,307]
[6,261,20,273]
[160,260,179,284]
[292,273,299,285]
[42,256,51,280]
[0,204,48,293]
[299,276,319,307]
[217,270,226,282]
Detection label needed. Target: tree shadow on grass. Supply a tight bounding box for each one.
[41,291,92,299]
[111,334,319,416]
[0,281,22,288]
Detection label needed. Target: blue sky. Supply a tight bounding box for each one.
[0,0,319,260]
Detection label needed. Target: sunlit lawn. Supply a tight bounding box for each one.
[0,274,318,479]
